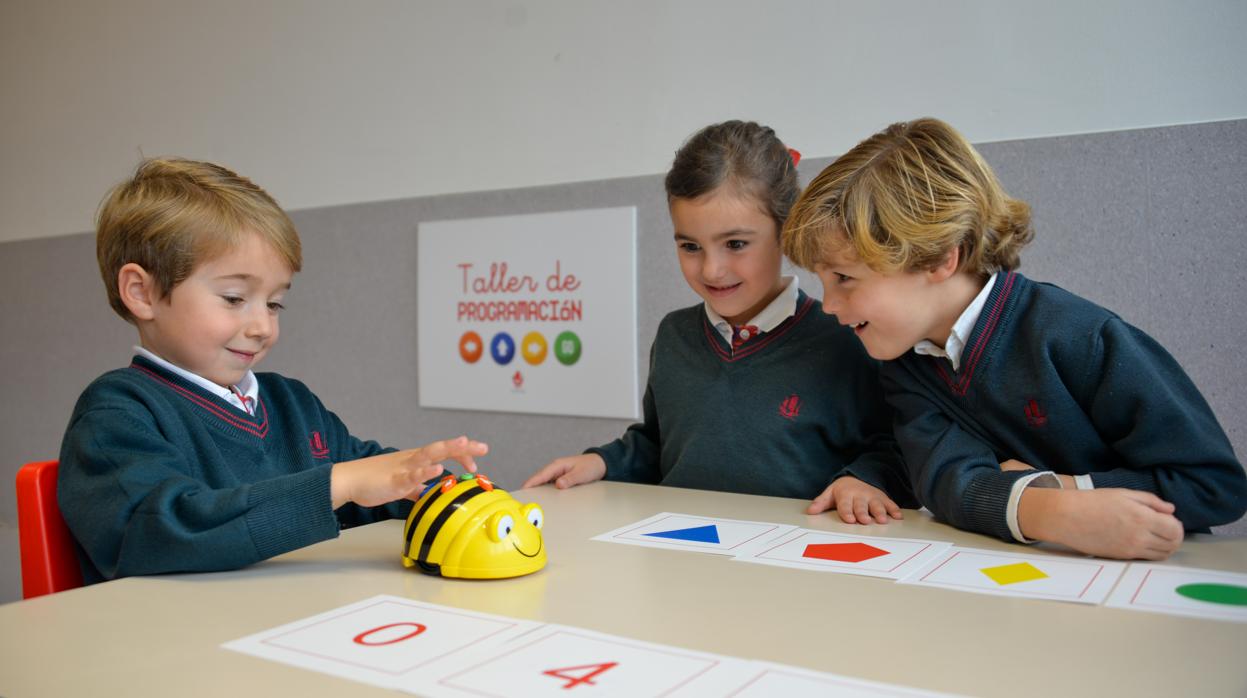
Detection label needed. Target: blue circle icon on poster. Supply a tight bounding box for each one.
[489,332,516,365]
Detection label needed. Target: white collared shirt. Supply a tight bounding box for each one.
[913,273,997,371]
[133,346,259,415]
[704,276,800,345]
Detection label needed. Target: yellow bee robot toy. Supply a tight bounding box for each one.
[402,472,546,579]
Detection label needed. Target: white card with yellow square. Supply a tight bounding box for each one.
[897,547,1125,604]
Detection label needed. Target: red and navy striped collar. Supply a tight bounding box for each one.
[702,291,816,363]
[129,356,270,437]
[930,270,1019,395]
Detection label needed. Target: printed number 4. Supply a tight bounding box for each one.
[542,662,619,689]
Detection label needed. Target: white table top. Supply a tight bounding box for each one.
[2,481,1245,697]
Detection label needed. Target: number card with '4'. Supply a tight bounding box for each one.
[418,624,762,697]
[223,595,760,696]
[224,595,965,697]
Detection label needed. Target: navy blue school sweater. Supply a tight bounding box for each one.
[882,272,1246,541]
[58,356,412,584]
[590,291,914,504]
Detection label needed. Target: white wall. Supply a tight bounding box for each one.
[3,0,1246,244]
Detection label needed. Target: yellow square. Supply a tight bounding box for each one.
[980,561,1048,586]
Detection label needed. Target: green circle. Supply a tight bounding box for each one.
[1174,583,1247,606]
[553,331,582,366]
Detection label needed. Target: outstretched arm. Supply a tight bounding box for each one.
[585,380,664,484]
[60,408,342,580]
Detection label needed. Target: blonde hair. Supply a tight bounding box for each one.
[783,118,1032,275]
[96,157,302,322]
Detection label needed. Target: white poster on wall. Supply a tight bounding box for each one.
[417,207,638,419]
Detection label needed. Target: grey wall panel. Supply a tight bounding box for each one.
[2,121,1243,543]
[976,121,1247,461]
[1,233,135,517]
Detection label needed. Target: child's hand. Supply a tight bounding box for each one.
[521,453,606,490]
[1018,487,1184,560]
[806,476,903,524]
[330,436,489,508]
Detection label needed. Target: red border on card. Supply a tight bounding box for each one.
[1129,568,1157,605]
[261,599,520,676]
[437,628,721,697]
[918,550,1107,600]
[610,513,784,551]
[728,667,924,697]
[1125,567,1247,617]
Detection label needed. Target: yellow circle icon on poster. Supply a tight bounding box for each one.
[521,331,548,365]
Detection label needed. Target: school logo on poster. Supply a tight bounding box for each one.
[417,208,638,419]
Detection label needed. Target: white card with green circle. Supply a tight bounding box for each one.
[1105,563,1247,622]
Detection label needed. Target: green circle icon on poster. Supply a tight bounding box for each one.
[554,331,582,366]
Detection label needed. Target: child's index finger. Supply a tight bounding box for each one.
[415,436,467,463]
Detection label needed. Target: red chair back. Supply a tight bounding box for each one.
[15,460,84,598]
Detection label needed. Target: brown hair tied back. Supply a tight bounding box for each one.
[664,120,800,229]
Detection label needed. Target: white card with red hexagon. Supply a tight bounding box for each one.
[732,528,952,579]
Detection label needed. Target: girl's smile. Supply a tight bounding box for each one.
[670,187,784,326]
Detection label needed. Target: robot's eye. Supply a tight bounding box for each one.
[523,503,544,530]
[491,514,515,541]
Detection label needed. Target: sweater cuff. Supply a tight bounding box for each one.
[836,465,886,492]
[1005,472,1062,543]
[840,456,918,509]
[837,462,897,504]
[1088,469,1158,494]
[585,444,625,482]
[961,469,1039,542]
[244,464,339,560]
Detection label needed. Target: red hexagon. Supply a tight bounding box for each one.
[802,542,888,563]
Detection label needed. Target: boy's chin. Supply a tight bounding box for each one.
[209,371,253,388]
[860,340,906,361]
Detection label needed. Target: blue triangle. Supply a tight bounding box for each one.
[643,524,720,544]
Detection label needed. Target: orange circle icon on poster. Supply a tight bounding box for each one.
[521,331,548,365]
[459,331,483,363]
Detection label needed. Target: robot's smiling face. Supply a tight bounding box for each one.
[402,474,547,579]
[485,502,545,558]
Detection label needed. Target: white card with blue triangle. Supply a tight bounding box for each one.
[592,512,795,555]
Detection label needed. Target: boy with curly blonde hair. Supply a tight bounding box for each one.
[783,118,1245,559]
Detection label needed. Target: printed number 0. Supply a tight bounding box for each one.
[542,662,619,689]
[352,622,427,646]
